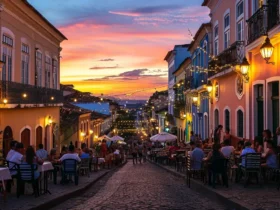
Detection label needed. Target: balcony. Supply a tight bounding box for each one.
[184,76,193,90]
[208,41,245,76]
[0,81,63,106]
[173,100,185,119]
[247,2,280,45]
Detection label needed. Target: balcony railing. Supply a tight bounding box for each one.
[247,1,280,44]
[184,76,193,90]
[208,41,245,75]
[0,81,63,105]
[173,99,185,119]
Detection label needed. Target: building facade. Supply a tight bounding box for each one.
[203,0,248,144]
[164,45,190,117]
[188,23,212,140]
[0,0,66,156]
[246,0,280,140]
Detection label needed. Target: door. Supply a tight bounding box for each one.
[3,126,13,158]
[36,126,43,149]
[21,128,31,149]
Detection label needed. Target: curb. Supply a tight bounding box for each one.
[29,161,128,210]
[148,159,252,210]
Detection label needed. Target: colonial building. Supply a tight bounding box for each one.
[246,0,280,139]
[188,23,212,140]
[202,0,248,144]
[164,45,190,117]
[0,0,67,156]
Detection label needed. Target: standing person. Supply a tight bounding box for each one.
[190,131,195,142]
[214,125,223,144]
[191,140,204,170]
[143,145,147,163]
[137,142,143,164]
[36,143,48,161]
[132,143,138,164]
[263,129,272,153]
[101,140,108,158]
[223,128,232,145]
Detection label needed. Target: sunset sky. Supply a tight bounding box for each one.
[28,0,210,100]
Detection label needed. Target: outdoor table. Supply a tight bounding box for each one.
[0,167,12,201]
[38,162,54,195]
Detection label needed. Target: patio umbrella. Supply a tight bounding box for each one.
[110,135,124,142]
[98,135,112,141]
[150,132,177,143]
[117,140,127,145]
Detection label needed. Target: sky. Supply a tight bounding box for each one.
[28,0,209,100]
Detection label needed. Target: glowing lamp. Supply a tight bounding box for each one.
[206,81,213,93]
[3,98,8,104]
[50,96,54,100]
[48,116,53,125]
[192,96,198,102]
[260,37,274,64]
[183,114,186,118]
[240,57,250,75]
[80,132,86,137]
[89,130,93,134]
[23,93,27,98]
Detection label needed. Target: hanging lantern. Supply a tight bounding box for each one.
[240,57,250,75]
[260,37,274,64]
[206,81,213,93]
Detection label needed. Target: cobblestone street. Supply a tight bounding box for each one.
[52,161,227,210]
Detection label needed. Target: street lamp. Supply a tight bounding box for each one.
[240,57,250,75]
[89,130,93,134]
[206,81,213,93]
[260,37,275,65]
[3,98,7,104]
[48,116,53,125]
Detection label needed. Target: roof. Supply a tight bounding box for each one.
[202,0,210,6]
[164,44,190,61]
[188,23,211,52]
[22,0,67,40]
[172,57,191,75]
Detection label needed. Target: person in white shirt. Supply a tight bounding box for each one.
[60,145,81,162]
[221,139,235,158]
[8,143,24,175]
[6,140,18,161]
[36,144,48,160]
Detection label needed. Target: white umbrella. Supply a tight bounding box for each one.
[150,132,177,143]
[98,135,112,141]
[110,135,124,142]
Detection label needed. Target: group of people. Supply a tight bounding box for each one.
[131,142,147,164]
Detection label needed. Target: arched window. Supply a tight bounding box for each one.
[237,110,244,137]
[225,109,230,130]
[214,109,219,128]
[2,34,14,81]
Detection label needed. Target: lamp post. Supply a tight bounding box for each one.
[260,37,274,65]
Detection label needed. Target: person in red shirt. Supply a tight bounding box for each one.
[101,140,108,158]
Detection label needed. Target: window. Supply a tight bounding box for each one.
[237,110,244,137]
[214,40,219,56]
[224,14,230,29]
[225,109,230,130]
[253,0,263,13]
[52,59,58,89]
[21,44,29,84]
[224,31,230,49]
[236,1,244,18]
[45,56,51,88]
[237,20,244,41]
[35,51,42,86]
[2,35,13,81]
[214,109,219,128]
[214,25,219,38]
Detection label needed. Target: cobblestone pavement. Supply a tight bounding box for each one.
[52,161,227,210]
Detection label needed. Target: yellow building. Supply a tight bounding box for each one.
[0,0,67,156]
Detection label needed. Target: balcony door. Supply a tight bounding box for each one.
[21,128,30,149]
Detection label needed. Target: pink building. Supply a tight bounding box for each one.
[202,0,249,145]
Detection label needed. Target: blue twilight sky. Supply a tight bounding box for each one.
[28,0,209,99]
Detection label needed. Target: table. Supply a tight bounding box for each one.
[38,162,54,195]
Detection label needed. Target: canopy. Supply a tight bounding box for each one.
[117,140,127,145]
[98,135,112,141]
[150,132,177,142]
[110,135,124,142]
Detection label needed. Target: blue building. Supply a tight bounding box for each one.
[164,45,190,119]
[188,23,212,140]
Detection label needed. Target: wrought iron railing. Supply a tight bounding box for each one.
[184,76,193,90]
[0,80,63,105]
[247,1,280,44]
[173,100,185,119]
[208,41,245,75]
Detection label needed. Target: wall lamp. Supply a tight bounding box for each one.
[192,93,198,107]
[260,37,274,65]
[206,81,213,104]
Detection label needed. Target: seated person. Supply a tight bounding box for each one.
[60,145,81,162]
[235,140,245,155]
[80,144,90,158]
[254,137,263,153]
[221,139,235,158]
[262,140,277,169]
[191,140,204,170]
[241,141,255,167]
[36,144,48,161]
[9,143,24,175]
[21,146,41,180]
[186,141,195,156]
[49,149,57,163]
[6,140,18,161]
[204,144,225,162]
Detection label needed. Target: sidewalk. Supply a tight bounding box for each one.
[149,160,280,210]
[0,162,126,210]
